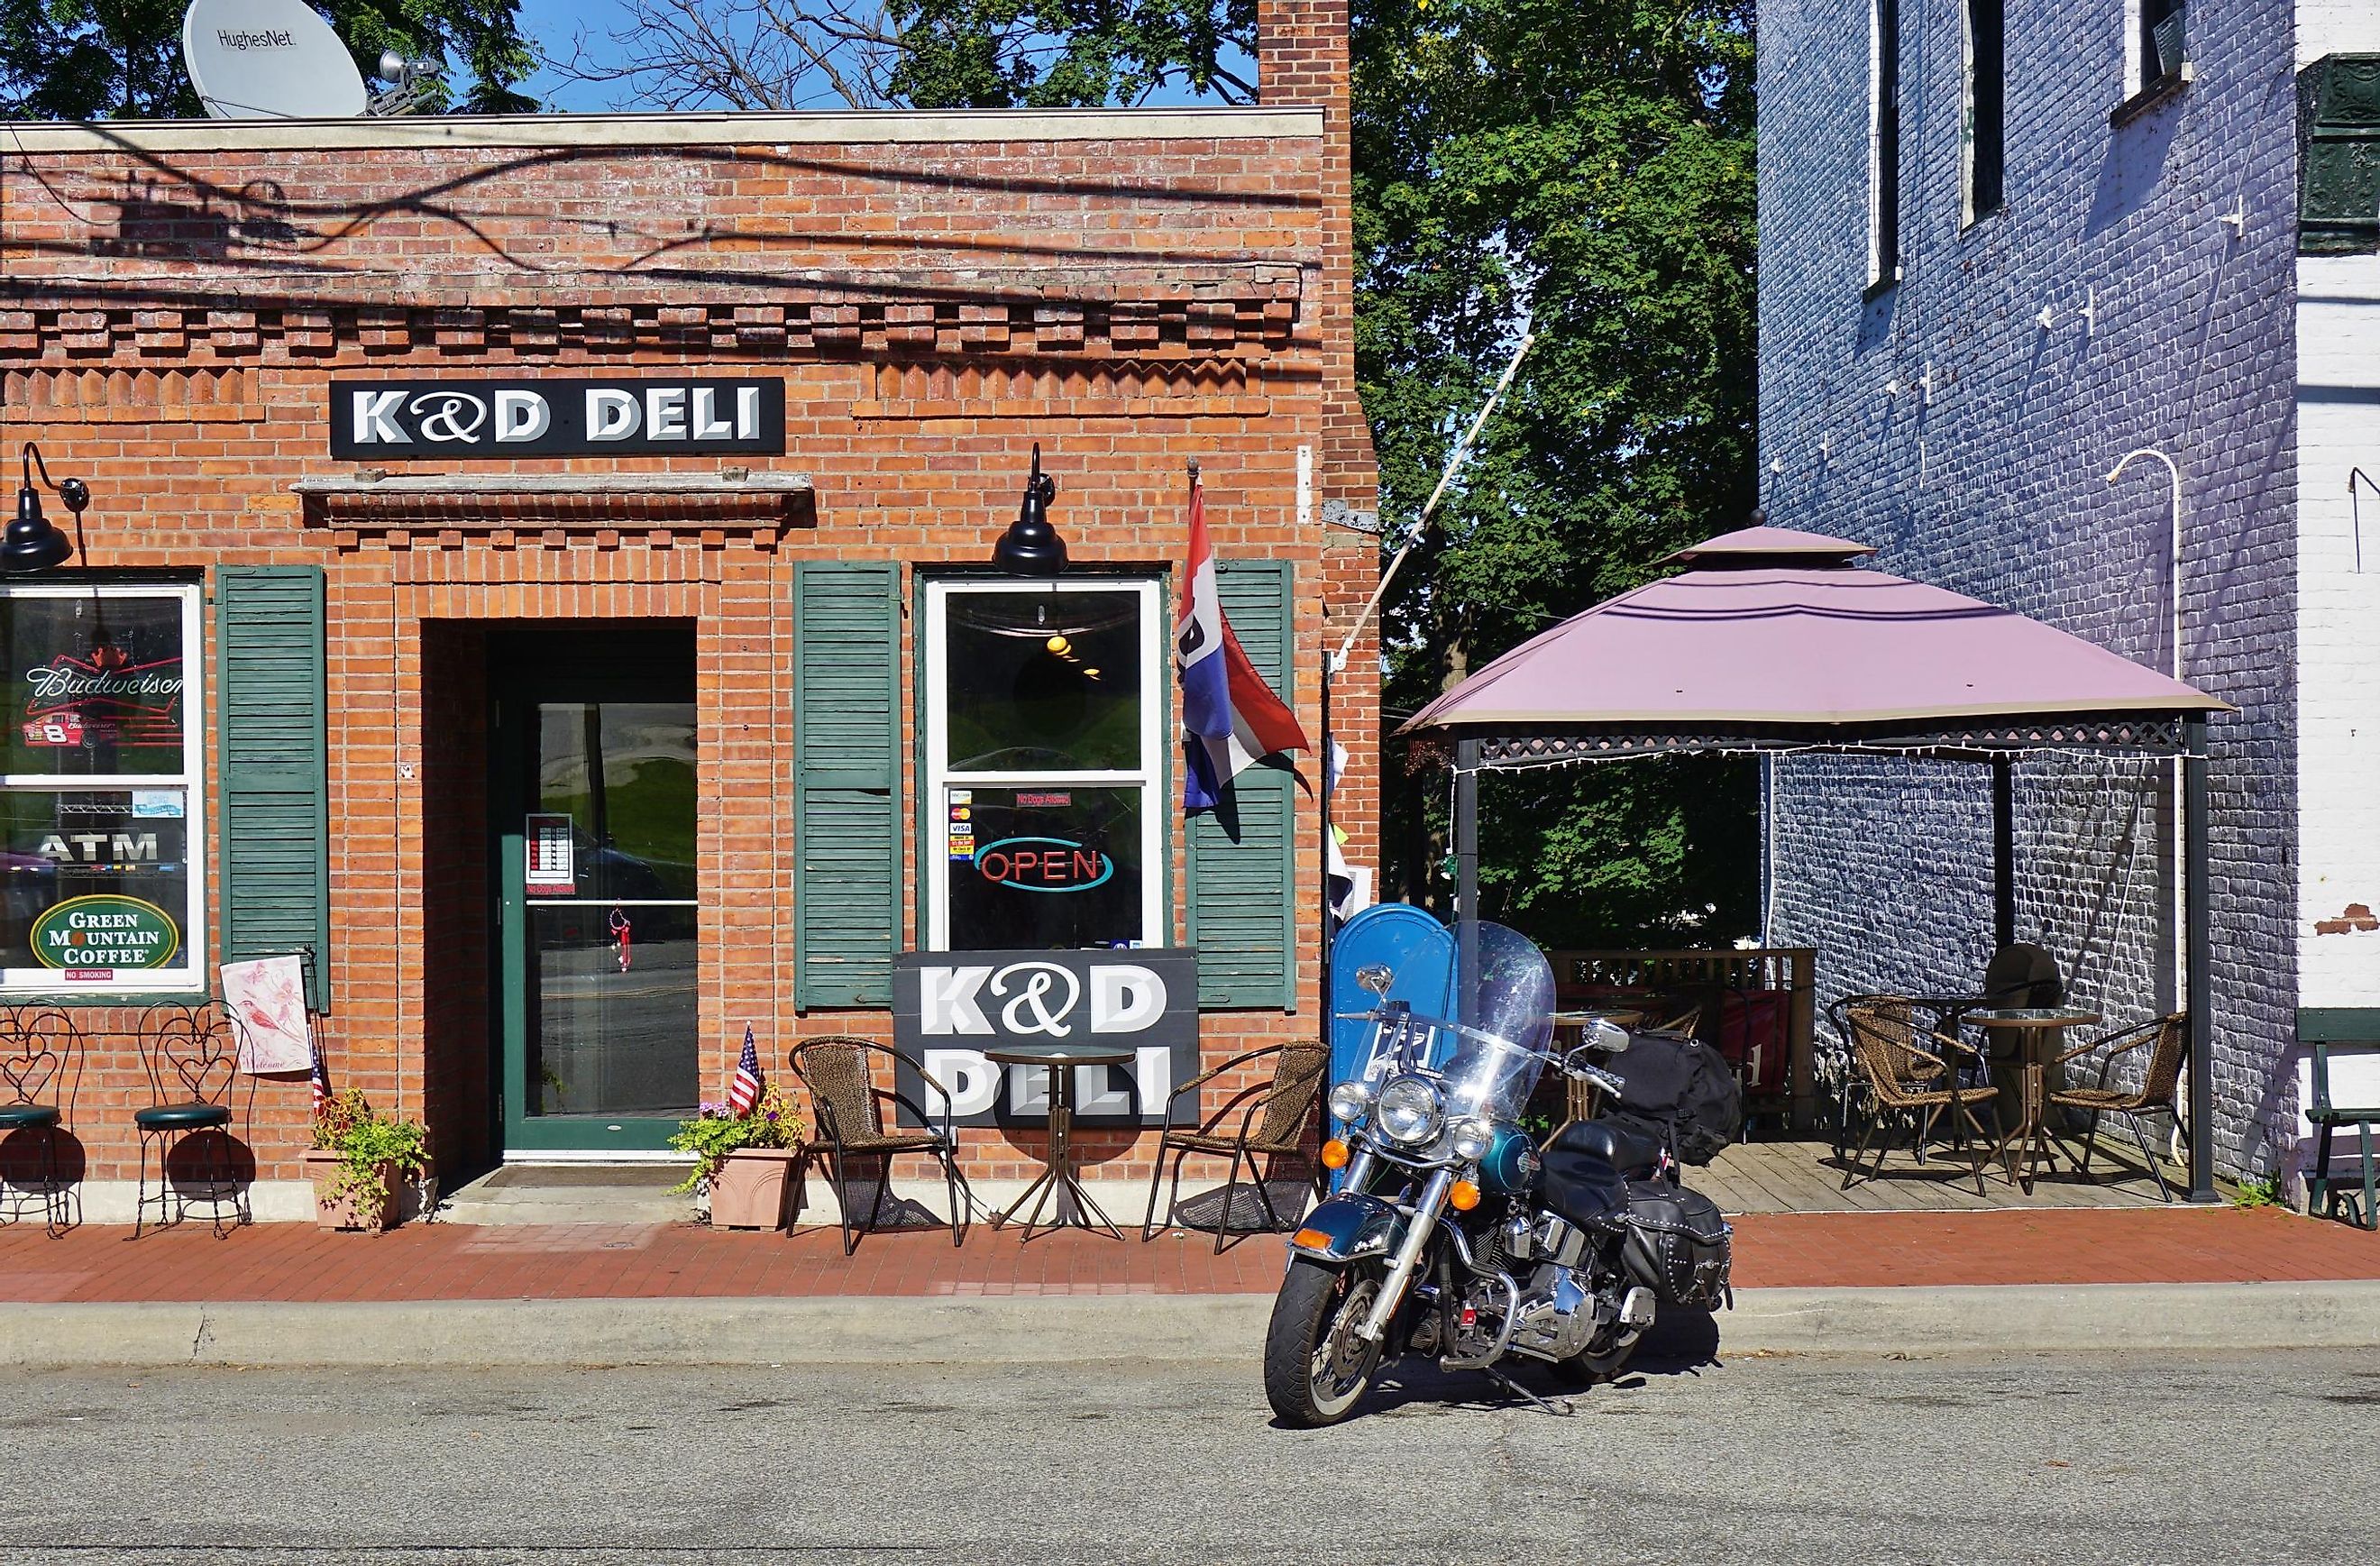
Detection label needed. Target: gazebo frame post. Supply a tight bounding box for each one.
[1454,738,1480,923]
[2184,714,2217,1203]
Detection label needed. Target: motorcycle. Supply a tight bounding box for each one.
[1264,920,1734,1427]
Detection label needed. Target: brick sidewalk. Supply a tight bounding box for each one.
[4,1206,2375,1304]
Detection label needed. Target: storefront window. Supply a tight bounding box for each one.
[924,581,1162,950]
[0,586,204,993]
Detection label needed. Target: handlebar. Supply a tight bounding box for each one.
[1569,1062,1625,1097]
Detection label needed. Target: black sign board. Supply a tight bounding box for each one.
[892,948,1200,1127]
[329,377,785,461]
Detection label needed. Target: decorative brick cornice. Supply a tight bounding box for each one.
[0,266,1305,367]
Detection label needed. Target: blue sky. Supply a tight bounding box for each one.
[508,0,1242,112]
[515,0,631,111]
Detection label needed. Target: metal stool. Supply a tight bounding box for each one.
[0,1006,82,1236]
[132,1003,251,1238]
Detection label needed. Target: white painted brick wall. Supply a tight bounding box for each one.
[1759,0,2300,1177]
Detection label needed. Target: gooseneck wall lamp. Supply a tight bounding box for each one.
[6,444,85,573]
[991,444,1066,575]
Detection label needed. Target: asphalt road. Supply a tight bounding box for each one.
[0,1342,2371,1564]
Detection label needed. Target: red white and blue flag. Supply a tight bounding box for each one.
[309,1039,333,1118]
[1176,477,1308,810]
[728,1025,763,1117]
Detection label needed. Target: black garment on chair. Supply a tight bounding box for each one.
[1981,943,2065,1008]
[1972,944,2066,1065]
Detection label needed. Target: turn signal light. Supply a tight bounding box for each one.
[1449,1179,1481,1212]
[1320,1138,1350,1170]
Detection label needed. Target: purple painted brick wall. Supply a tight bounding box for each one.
[1756,0,2300,1175]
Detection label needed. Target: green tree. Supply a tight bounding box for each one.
[1355,0,1762,944]
[889,0,1252,107]
[2,0,535,119]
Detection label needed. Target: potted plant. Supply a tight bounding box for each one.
[671,1085,806,1229]
[303,1088,432,1233]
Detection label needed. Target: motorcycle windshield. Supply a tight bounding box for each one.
[1433,921,1556,1123]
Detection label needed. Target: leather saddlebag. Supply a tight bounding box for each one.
[1617,1181,1733,1311]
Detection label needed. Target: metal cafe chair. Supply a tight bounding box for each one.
[131,1002,252,1238]
[788,1038,969,1256]
[0,1005,84,1236]
[1141,1042,1328,1254]
[2048,1013,2189,1204]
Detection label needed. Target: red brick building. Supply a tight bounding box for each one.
[0,3,1378,1222]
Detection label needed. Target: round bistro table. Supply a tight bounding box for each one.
[1969,1007,2101,1191]
[983,1041,1140,1241]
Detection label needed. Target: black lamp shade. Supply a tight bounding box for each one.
[992,447,1066,575]
[3,483,73,573]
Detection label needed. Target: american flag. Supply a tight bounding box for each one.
[309,1039,333,1117]
[728,1025,763,1117]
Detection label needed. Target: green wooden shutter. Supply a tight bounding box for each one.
[793,562,902,1008]
[215,565,331,1007]
[1186,560,1298,1011]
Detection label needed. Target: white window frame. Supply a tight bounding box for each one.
[0,582,207,995]
[921,577,1164,952]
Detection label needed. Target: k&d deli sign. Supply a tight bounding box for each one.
[330,377,785,460]
[891,948,1199,1128]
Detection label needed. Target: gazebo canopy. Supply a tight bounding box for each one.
[1404,525,2228,743]
[1395,523,2228,1201]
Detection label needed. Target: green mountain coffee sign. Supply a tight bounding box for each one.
[30,894,181,970]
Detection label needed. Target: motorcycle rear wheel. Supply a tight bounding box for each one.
[1264,1257,1387,1427]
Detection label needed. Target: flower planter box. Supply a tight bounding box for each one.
[709,1148,801,1230]
[303,1149,399,1233]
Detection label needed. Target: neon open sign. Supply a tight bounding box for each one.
[973,837,1113,893]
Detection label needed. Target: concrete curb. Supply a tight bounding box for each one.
[5,1280,2379,1368]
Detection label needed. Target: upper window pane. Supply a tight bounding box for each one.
[535,702,699,902]
[0,594,189,776]
[941,590,1145,774]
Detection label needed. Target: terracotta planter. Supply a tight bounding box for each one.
[303,1149,399,1232]
[709,1148,801,1230]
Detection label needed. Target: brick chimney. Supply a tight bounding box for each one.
[1258,0,1382,913]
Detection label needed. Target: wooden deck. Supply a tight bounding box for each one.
[1696,1136,2172,1213]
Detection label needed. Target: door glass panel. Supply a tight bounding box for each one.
[526,903,698,1119]
[945,785,1145,949]
[536,703,698,901]
[523,700,698,1122]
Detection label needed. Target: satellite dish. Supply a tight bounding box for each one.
[181,0,368,120]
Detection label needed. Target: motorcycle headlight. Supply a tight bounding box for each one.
[1375,1075,1443,1145]
[1327,1079,1374,1124]
[1449,1115,1494,1163]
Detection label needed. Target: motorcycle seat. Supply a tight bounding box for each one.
[1550,1118,1666,1180]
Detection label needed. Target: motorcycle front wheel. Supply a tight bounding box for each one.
[1263,1256,1387,1427]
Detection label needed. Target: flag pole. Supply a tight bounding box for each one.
[1316,329,1533,1048]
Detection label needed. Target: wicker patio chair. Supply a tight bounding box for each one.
[788,1038,969,1256]
[1841,1003,2012,1195]
[1819,995,1918,1158]
[1141,1042,1327,1253]
[2047,1012,2187,1204]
